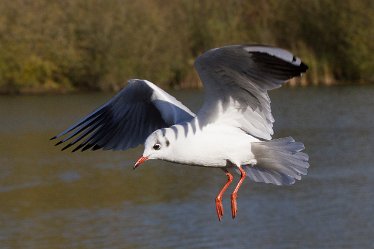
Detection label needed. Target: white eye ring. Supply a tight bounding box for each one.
[153,143,161,150]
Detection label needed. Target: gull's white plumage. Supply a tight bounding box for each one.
[144,121,259,167]
[52,44,310,220]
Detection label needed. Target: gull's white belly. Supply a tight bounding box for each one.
[169,123,259,167]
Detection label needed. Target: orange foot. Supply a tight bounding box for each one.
[215,168,234,221]
[231,192,238,219]
[215,197,224,221]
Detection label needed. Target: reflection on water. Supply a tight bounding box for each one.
[1,87,374,248]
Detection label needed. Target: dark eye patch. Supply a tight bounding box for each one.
[153,143,161,150]
[166,139,170,147]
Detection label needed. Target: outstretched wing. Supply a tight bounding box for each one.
[51,79,195,151]
[195,44,308,140]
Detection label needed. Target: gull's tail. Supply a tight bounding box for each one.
[241,137,309,185]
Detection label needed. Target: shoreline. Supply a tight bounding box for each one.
[1,80,372,96]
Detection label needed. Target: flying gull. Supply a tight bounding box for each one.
[51,44,310,221]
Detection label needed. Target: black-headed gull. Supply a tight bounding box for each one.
[51,44,309,221]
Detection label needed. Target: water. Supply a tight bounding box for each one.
[0,87,373,249]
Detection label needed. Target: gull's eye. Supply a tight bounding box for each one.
[153,143,161,150]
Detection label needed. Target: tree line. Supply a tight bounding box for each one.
[0,0,372,93]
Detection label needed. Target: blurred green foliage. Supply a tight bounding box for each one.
[0,0,372,93]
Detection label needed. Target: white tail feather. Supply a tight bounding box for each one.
[241,137,309,185]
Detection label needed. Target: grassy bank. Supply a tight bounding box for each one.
[0,0,372,94]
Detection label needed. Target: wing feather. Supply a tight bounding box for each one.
[51,80,195,151]
[195,44,308,140]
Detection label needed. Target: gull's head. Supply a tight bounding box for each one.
[134,129,172,169]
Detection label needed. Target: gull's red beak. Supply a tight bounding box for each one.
[134,156,148,169]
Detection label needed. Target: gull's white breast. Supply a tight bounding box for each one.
[166,119,259,167]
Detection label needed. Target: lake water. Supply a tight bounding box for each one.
[0,86,373,249]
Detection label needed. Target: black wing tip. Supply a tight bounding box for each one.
[61,142,82,152]
[72,143,86,152]
[300,62,308,72]
[50,136,57,140]
[53,136,99,153]
[92,144,102,151]
[81,145,91,152]
[55,141,63,146]
[61,145,70,151]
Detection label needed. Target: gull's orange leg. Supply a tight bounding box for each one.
[231,166,246,219]
[215,168,233,221]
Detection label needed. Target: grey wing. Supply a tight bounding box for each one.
[51,79,195,152]
[194,44,308,140]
